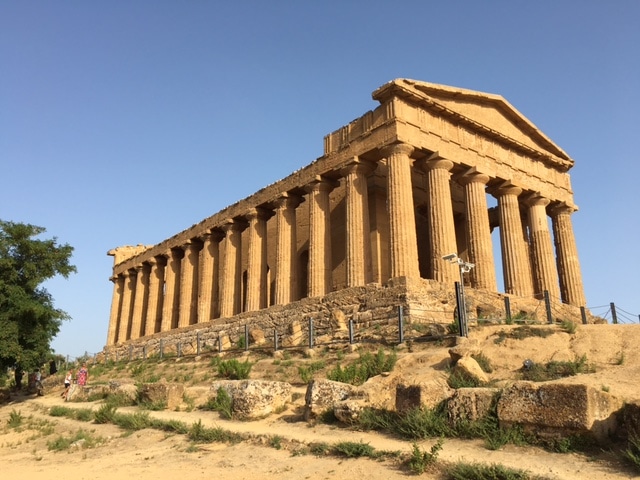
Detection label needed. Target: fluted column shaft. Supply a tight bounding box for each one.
[382,143,420,279]
[144,257,164,336]
[198,231,222,322]
[422,156,458,283]
[307,177,335,297]
[274,195,301,304]
[117,270,136,343]
[219,221,243,317]
[493,185,534,296]
[161,249,181,331]
[526,194,560,300]
[130,265,149,340]
[178,241,200,327]
[344,160,374,287]
[460,172,497,291]
[550,204,586,306]
[245,208,270,311]
[107,275,124,345]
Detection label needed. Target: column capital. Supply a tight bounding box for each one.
[220,219,246,234]
[198,228,225,243]
[305,175,339,194]
[380,142,414,158]
[245,206,273,222]
[458,169,490,186]
[523,192,550,208]
[415,152,453,172]
[490,181,523,198]
[549,201,578,217]
[340,157,377,177]
[273,192,303,210]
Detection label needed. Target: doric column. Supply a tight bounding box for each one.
[418,154,458,284]
[525,193,560,300]
[106,275,124,345]
[492,184,534,297]
[144,256,164,337]
[274,194,302,305]
[178,240,200,328]
[160,248,182,331]
[550,203,586,307]
[117,269,136,343]
[198,230,223,322]
[245,208,271,311]
[342,159,375,287]
[381,143,420,279]
[130,264,149,340]
[459,171,497,291]
[219,220,243,318]
[306,176,336,297]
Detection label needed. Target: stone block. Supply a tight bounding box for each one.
[139,382,185,410]
[497,381,622,442]
[396,379,454,413]
[454,356,489,385]
[447,387,500,424]
[304,379,359,421]
[211,380,292,420]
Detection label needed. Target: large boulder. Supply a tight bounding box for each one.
[304,379,359,421]
[211,380,292,420]
[447,387,500,425]
[139,383,185,410]
[497,381,622,443]
[396,379,454,413]
[454,356,489,385]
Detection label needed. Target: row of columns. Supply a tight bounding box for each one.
[107,142,585,345]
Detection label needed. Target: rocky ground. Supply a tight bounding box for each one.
[2,323,640,480]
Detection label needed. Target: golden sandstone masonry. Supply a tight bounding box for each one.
[105,79,587,348]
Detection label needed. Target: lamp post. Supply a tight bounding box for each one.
[443,253,475,337]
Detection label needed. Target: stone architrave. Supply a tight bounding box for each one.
[144,256,164,337]
[117,269,136,343]
[245,208,271,312]
[381,143,420,280]
[525,193,560,301]
[274,194,302,305]
[130,264,150,340]
[198,230,223,322]
[306,176,336,297]
[492,184,534,297]
[459,171,497,291]
[342,159,375,287]
[550,203,586,307]
[106,275,124,345]
[219,220,243,318]
[178,240,201,328]
[418,154,458,284]
[160,249,182,331]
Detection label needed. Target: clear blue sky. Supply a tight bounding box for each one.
[2,1,638,359]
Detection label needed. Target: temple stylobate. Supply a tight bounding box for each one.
[105,79,586,346]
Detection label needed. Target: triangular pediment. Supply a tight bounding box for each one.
[373,79,572,164]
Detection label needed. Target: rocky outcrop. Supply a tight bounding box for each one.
[396,379,454,412]
[447,387,500,425]
[139,383,185,410]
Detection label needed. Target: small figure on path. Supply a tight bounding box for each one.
[61,369,73,399]
[77,363,89,386]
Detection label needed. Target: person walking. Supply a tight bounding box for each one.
[77,363,89,386]
[61,369,73,400]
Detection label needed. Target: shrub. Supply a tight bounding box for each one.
[326,348,397,386]
[298,360,326,383]
[93,404,117,424]
[446,462,533,479]
[217,359,253,380]
[188,419,242,444]
[407,439,443,474]
[204,387,233,419]
[7,409,23,428]
[333,441,377,458]
[623,433,640,472]
[521,354,594,382]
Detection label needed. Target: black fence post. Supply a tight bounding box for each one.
[504,297,512,323]
[245,325,250,352]
[273,329,279,351]
[397,306,404,344]
[128,345,133,361]
[308,317,314,349]
[454,282,466,336]
[580,306,588,325]
[218,333,222,353]
[143,346,147,360]
[544,290,553,324]
[348,319,354,344]
[177,342,182,358]
[159,339,164,359]
[197,331,201,356]
[611,302,618,324]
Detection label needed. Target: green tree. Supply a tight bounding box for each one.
[0,220,76,377]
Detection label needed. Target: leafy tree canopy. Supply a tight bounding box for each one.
[0,220,76,373]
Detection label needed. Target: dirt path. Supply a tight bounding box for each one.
[0,393,636,480]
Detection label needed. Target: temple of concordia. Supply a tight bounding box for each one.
[104,78,589,354]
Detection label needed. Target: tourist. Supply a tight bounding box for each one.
[34,368,43,396]
[61,369,73,399]
[77,363,89,386]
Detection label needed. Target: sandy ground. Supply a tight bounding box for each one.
[2,324,640,480]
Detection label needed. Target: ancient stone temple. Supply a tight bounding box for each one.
[105,79,587,348]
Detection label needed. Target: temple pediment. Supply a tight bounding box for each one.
[373,79,572,164]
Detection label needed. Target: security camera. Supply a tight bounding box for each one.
[442,253,458,262]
